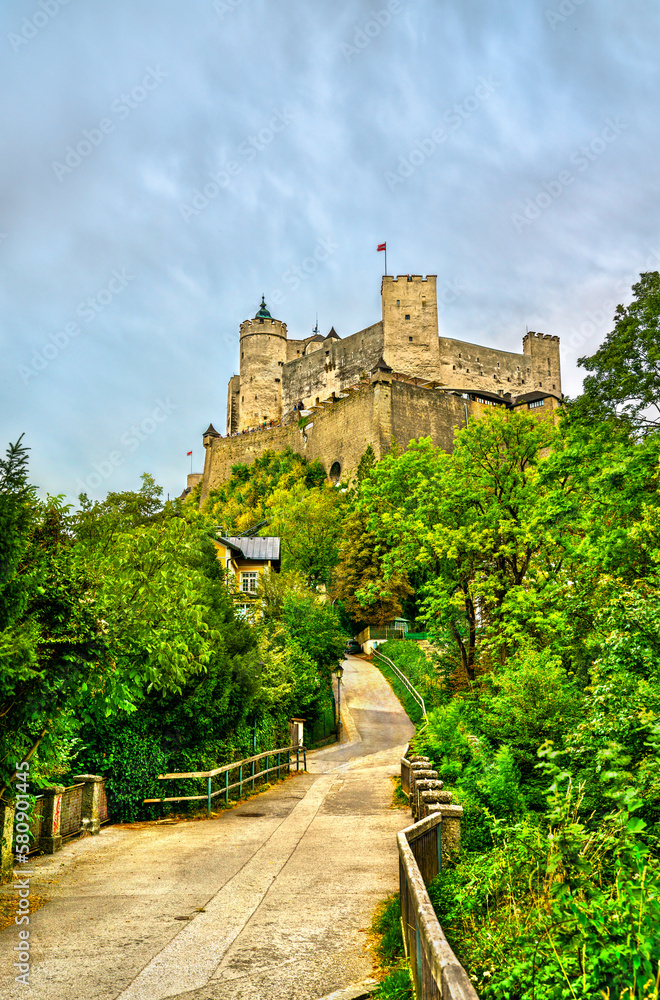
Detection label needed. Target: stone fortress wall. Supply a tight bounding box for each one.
[198,274,562,498]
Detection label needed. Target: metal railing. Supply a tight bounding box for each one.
[374,649,427,719]
[143,744,307,817]
[60,783,84,838]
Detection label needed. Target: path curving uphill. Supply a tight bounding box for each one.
[0,654,414,1000]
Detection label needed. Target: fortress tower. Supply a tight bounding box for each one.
[522,331,561,394]
[381,275,440,379]
[236,297,287,432]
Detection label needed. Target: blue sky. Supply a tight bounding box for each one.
[1,0,659,501]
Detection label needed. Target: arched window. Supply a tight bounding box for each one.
[329,461,341,483]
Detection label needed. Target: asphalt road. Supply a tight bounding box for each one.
[0,654,414,1000]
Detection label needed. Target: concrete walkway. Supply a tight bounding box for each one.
[0,655,414,1000]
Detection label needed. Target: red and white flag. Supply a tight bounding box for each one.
[377,243,386,252]
[186,450,192,456]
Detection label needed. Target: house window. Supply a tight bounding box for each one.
[529,399,544,409]
[240,571,258,593]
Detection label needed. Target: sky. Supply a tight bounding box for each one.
[1,0,659,502]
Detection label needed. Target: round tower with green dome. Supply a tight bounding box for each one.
[237,296,288,432]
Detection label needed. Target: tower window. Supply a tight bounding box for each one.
[453,365,455,370]
[254,395,257,399]
[405,314,410,320]
[241,352,244,358]
[396,299,400,306]
[477,357,480,362]
[458,353,461,358]
[275,378,281,383]
[409,336,413,342]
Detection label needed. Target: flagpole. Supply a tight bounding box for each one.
[190,451,192,475]
[384,247,387,277]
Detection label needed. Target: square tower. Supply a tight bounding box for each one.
[381,275,440,379]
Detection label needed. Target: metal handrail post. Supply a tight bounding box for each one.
[224,770,229,804]
[239,764,243,799]
[207,777,212,817]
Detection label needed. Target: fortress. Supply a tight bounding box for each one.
[197,275,562,499]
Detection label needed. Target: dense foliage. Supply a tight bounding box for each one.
[362,412,660,994]
[0,453,344,820]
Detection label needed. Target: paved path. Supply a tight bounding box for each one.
[0,655,413,1000]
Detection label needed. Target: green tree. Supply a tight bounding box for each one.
[360,412,571,680]
[577,271,660,432]
[265,480,344,589]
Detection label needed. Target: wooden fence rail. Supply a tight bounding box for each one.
[144,744,307,817]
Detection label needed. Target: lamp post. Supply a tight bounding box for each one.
[334,664,344,736]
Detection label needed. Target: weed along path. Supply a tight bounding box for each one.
[0,654,413,1000]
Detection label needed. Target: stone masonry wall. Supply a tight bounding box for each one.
[203,376,482,498]
[203,378,390,497]
[437,334,561,398]
[280,322,384,411]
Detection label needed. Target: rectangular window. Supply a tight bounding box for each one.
[240,571,258,593]
[529,399,544,409]
[408,336,413,342]
[405,314,410,320]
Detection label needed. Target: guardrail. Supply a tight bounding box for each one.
[374,650,427,719]
[398,748,477,999]
[144,744,307,817]
[398,814,478,1000]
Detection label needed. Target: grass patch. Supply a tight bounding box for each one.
[390,776,409,810]
[374,967,413,999]
[371,654,425,726]
[370,893,413,998]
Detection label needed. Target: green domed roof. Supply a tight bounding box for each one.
[255,295,272,319]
